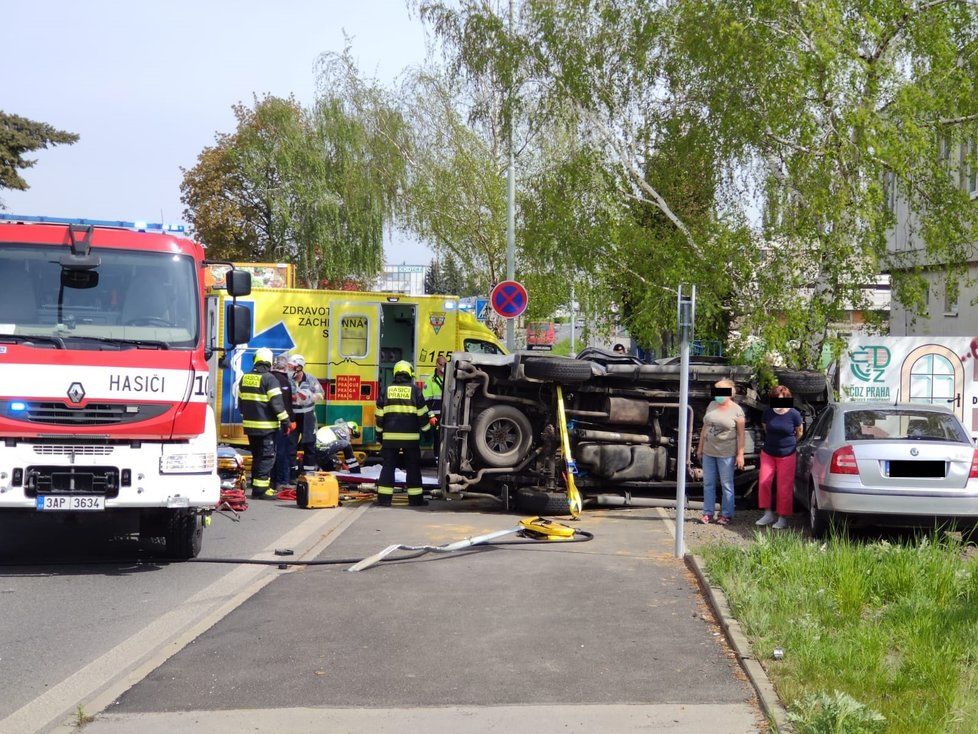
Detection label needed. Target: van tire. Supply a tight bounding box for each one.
[775,369,827,396]
[471,405,533,468]
[515,488,571,515]
[522,357,593,383]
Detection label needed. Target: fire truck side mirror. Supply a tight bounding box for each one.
[227,304,253,346]
[226,270,252,297]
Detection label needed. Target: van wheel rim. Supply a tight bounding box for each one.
[486,419,520,453]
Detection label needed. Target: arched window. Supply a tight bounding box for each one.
[909,353,955,406]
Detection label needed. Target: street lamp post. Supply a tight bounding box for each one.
[675,284,696,558]
[505,0,516,352]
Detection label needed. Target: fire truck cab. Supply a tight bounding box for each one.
[0,216,252,558]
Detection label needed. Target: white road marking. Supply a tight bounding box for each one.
[0,504,367,734]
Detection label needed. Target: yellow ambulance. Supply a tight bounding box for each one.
[211,286,505,448]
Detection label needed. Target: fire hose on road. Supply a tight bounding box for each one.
[0,516,593,571]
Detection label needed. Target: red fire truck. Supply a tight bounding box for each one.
[0,215,252,558]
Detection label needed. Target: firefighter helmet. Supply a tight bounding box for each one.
[393,360,414,379]
[254,348,274,365]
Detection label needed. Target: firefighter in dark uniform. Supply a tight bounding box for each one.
[270,353,296,490]
[375,360,431,506]
[237,348,291,499]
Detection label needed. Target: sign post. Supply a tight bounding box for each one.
[490,280,529,323]
[675,285,696,558]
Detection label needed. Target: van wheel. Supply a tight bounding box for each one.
[515,488,571,515]
[775,369,827,397]
[522,357,593,383]
[471,405,533,468]
[809,485,829,539]
[164,511,203,559]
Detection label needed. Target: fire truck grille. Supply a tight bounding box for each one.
[13,402,169,426]
[24,465,120,497]
[33,445,116,456]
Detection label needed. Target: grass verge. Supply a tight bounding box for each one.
[700,531,978,734]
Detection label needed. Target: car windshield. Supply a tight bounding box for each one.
[0,243,198,349]
[843,409,969,443]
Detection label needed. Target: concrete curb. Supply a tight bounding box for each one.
[684,553,792,734]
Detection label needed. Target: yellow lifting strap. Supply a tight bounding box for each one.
[555,385,582,518]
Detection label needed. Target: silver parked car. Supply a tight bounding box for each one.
[796,402,978,537]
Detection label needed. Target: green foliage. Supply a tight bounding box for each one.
[425,255,472,295]
[702,532,978,734]
[0,111,78,202]
[421,0,978,368]
[673,0,978,367]
[181,50,407,287]
[788,691,885,734]
[399,68,508,296]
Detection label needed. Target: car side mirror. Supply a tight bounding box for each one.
[226,270,252,297]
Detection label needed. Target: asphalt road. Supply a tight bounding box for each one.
[0,496,763,733]
[0,497,343,731]
[104,503,760,731]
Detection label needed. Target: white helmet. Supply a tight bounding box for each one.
[254,348,273,365]
[288,354,306,369]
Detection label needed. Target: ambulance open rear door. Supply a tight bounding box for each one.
[327,302,381,445]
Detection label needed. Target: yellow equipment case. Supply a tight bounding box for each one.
[295,473,340,509]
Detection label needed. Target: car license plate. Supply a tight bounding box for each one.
[36,495,104,511]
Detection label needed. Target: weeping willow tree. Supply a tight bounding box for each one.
[181,59,408,287]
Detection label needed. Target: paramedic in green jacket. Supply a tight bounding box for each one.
[422,355,446,462]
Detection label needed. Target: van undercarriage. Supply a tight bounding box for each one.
[438,351,827,512]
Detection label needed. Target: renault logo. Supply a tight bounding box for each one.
[67,382,86,404]
[910,447,919,456]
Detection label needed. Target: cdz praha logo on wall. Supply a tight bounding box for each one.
[429,312,446,335]
[849,345,891,383]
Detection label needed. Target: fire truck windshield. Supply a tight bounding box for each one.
[0,243,199,349]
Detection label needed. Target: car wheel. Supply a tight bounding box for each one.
[515,488,571,515]
[522,356,593,383]
[471,405,533,468]
[809,485,829,539]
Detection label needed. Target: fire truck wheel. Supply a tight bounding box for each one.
[164,510,203,559]
[471,405,533,468]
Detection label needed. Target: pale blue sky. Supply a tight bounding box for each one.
[3,0,432,264]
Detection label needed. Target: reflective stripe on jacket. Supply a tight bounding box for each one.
[237,365,289,435]
[376,377,430,445]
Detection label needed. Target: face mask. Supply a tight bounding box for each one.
[714,396,726,403]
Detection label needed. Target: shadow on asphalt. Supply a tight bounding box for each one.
[0,518,169,576]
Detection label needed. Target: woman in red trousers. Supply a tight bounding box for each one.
[756,385,804,530]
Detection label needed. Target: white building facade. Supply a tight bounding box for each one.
[377,264,428,295]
